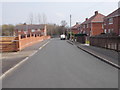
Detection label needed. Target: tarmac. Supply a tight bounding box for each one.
[67,40,120,69]
[1,39,50,74]
[1,38,119,76]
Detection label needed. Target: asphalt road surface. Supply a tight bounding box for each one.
[3,38,118,88]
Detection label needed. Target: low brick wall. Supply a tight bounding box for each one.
[0,35,51,52]
[90,36,120,52]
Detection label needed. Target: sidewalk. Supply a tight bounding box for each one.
[1,39,50,74]
[67,40,120,69]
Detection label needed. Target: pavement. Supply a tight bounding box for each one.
[67,40,120,69]
[1,39,50,74]
[2,38,118,88]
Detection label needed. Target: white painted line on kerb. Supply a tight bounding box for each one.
[0,41,50,80]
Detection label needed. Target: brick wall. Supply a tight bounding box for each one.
[0,35,51,52]
[92,23,103,36]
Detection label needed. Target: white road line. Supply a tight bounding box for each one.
[0,40,50,80]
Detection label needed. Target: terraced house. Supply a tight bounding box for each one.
[71,22,80,34]
[80,11,105,36]
[14,24,46,36]
[104,8,120,36]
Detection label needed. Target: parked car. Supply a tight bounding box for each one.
[60,34,66,40]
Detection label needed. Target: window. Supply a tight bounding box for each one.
[108,18,113,24]
[108,29,111,33]
[104,29,107,33]
[87,24,88,28]
[104,23,106,25]
[84,25,86,28]
[111,29,114,32]
[31,29,35,32]
[102,24,104,29]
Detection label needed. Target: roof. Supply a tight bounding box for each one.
[105,8,120,19]
[71,23,80,29]
[81,13,105,25]
[15,24,45,30]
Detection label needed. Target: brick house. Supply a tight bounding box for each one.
[14,24,46,36]
[104,8,120,36]
[80,11,105,36]
[71,22,80,34]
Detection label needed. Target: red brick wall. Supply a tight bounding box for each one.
[91,23,103,36]
[72,29,79,34]
[1,35,51,52]
[104,16,120,35]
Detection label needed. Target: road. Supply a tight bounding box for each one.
[3,38,118,88]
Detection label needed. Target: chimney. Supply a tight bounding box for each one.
[86,18,88,21]
[95,11,98,15]
[76,22,78,25]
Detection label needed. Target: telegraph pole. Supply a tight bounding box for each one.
[70,14,72,40]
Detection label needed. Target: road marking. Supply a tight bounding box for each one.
[0,40,50,80]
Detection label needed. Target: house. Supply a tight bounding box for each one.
[14,24,46,36]
[80,11,105,36]
[104,8,120,36]
[71,22,80,34]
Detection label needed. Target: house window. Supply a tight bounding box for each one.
[31,29,35,32]
[83,31,85,34]
[111,29,114,32]
[102,24,104,29]
[104,23,106,26]
[87,24,88,28]
[108,18,113,24]
[84,25,86,28]
[108,29,111,33]
[104,29,107,33]
[108,29,114,33]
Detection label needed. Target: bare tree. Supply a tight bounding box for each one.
[42,13,47,24]
[38,13,41,24]
[29,13,34,24]
[61,20,67,27]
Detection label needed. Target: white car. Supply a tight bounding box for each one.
[60,34,66,40]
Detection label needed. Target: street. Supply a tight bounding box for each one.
[2,38,118,88]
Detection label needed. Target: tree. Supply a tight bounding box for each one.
[38,13,41,24]
[60,20,67,34]
[29,13,34,24]
[2,24,15,36]
[61,20,67,27]
[42,13,47,24]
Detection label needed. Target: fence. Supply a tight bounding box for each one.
[74,34,87,44]
[0,36,19,52]
[90,36,120,52]
[0,35,51,52]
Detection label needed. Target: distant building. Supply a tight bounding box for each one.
[104,8,120,36]
[71,22,80,34]
[14,24,46,36]
[80,11,105,36]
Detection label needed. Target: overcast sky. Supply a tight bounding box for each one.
[1,1,119,26]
